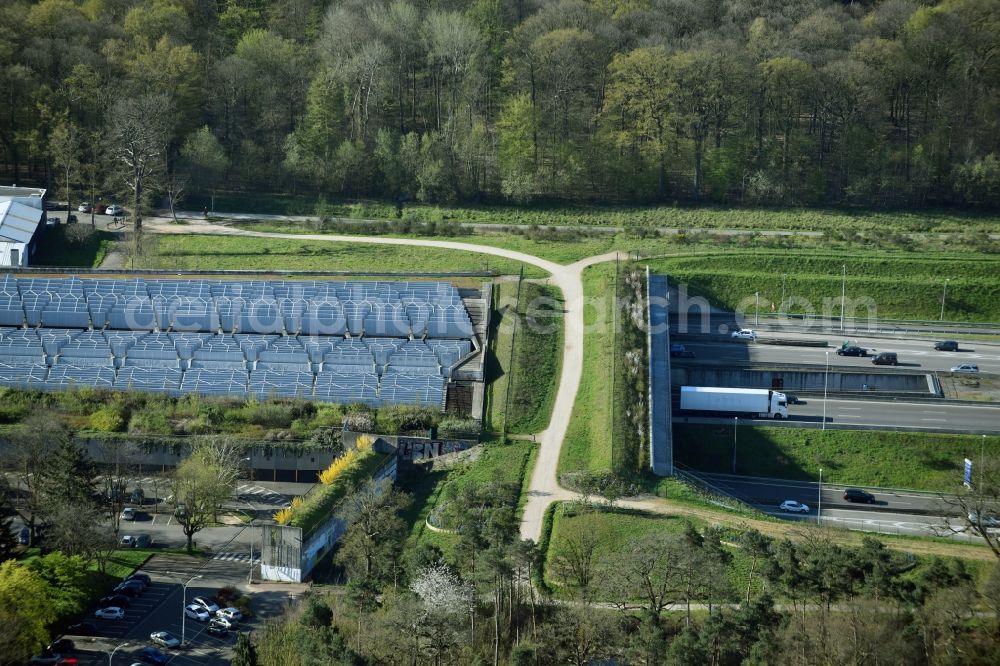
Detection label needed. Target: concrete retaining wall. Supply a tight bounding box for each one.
[671,367,934,395]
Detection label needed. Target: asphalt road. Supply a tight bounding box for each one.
[691,471,979,540]
[677,397,1000,434]
[673,332,1000,374]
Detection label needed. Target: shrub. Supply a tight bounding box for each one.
[438,416,481,437]
[273,508,294,525]
[342,409,375,432]
[318,450,359,485]
[89,406,125,432]
[355,434,374,451]
[290,448,385,535]
[313,404,345,428]
[248,402,297,428]
[128,409,171,434]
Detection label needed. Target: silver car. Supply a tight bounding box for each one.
[951,364,979,373]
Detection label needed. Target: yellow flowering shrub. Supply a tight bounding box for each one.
[319,450,358,485]
[273,508,294,525]
[356,435,375,451]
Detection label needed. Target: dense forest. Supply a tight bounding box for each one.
[1,0,999,212]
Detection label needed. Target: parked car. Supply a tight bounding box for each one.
[131,488,145,504]
[120,535,135,547]
[205,621,228,637]
[149,632,180,649]
[951,363,979,374]
[871,351,898,366]
[184,605,210,622]
[131,534,152,548]
[216,607,243,622]
[94,607,125,620]
[843,488,876,504]
[19,527,29,545]
[121,507,135,521]
[114,580,143,597]
[93,204,107,215]
[29,653,73,665]
[730,328,757,340]
[211,615,236,630]
[65,622,97,635]
[137,647,169,665]
[191,596,220,614]
[779,500,810,513]
[126,572,151,587]
[46,640,74,654]
[98,594,130,609]
[77,202,91,213]
[46,217,60,226]
[934,340,959,351]
[669,343,696,358]
[837,345,868,357]
[106,204,123,216]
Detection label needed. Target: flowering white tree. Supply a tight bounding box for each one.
[409,564,474,665]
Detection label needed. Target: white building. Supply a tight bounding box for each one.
[0,186,46,268]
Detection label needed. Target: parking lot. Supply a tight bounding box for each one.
[56,555,307,666]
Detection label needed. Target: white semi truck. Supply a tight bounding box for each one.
[679,386,788,419]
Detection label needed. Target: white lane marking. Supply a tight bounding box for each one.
[839,406,862,410]
[921,418,947,422]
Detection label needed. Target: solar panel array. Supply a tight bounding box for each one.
[0,276,479,408]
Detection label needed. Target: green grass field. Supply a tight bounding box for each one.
[674,425,1000,491]
[403,440,535,562]
[646,250,1000,321]
[560,264,616,474]
[142,234,547,277]
[500,282,564,434]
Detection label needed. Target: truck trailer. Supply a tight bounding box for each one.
[679,386,788,419]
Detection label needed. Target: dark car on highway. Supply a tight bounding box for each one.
[843,488,876,504]
[670,344,696,358]
[934,340,959,351]
[871,351,898,366]
[837,346,868,357]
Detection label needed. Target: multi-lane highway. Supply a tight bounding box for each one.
[677,397,1000,433]
[690,471,981,540]
[673,331,1000,374]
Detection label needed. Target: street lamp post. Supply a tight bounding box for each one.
[940,279,950,321]
[107,642,130,666]
[823,351,830,431]
[166,572,202,646]
[733,417,738,473]
[818,468,823,525]
[840,264,846,331]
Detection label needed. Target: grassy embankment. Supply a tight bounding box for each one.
[141,234,547,278]
[559,264,616,474]
[542,503,996,601]
[486,280,564,435]
[675,425,1000,492]
[229,214,999,267]
[402,439,535,561]
[646,251,1000,322]
[189,191,1000,233]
